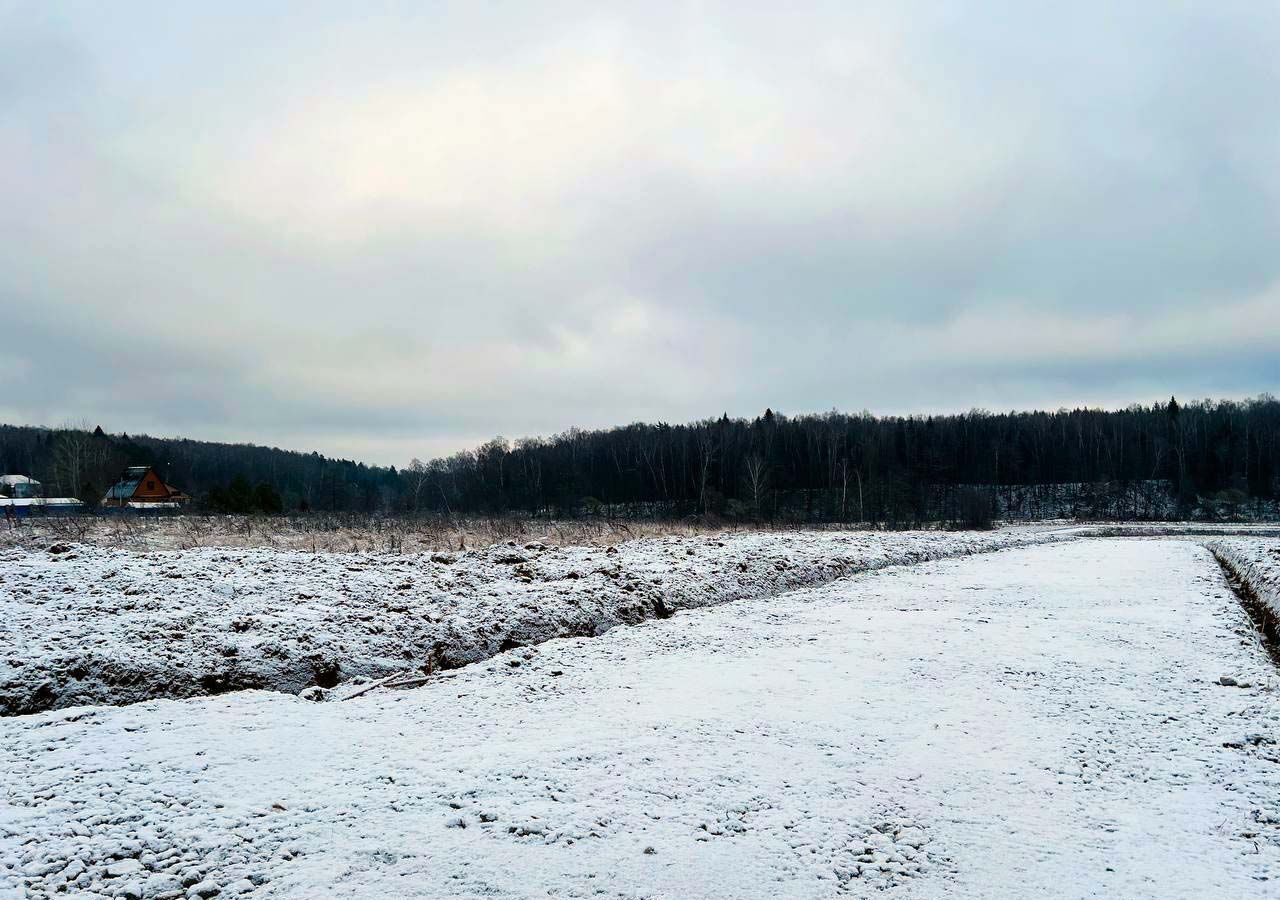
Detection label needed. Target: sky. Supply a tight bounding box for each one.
[2,1,1277,467]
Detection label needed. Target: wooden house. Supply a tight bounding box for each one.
[102,466,190,508]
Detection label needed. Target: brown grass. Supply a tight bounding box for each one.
[0,513,852,554]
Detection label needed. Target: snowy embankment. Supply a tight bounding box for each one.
[0,529,1075,715]
[1207,538,1280,624]
[2,540,1277,899]
[1085,523,1280,538]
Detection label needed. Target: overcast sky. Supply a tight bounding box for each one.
[2,2,1277,466]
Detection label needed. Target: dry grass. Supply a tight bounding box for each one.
[0,513,843,554]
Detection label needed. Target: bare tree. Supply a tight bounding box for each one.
[696,428,717,514]
[407,458,430,511]
[744,454,769,517]
[52,420,109,500]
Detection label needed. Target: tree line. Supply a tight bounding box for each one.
[2,396,1277,523]
[0,425,399,515]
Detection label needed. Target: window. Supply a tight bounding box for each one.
[147,480,156,490]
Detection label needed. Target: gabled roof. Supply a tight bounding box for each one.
[105,466,156,500]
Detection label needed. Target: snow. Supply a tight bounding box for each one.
[1085,523,1280,537]
[3,538,1278,898]
[1208,538,1280,620]
[0,529,1081,714]
[0,499,84,508]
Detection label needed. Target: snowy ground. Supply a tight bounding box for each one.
[0,529,1077,715]
[3,538,1278,899]
[1209,538,1280,620]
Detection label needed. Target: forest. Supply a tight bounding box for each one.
[1,396,1277,525]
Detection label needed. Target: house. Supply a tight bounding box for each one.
[0,475,84,518]
[0,475,40,499]
[102,466,191,508]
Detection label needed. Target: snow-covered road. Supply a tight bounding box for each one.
[4,539,1279,898]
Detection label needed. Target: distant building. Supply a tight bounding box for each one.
[102,466,191,509]
[0,475,40,499]
[0,475,84,518]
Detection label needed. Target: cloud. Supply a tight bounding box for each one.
[1,2,1277,465]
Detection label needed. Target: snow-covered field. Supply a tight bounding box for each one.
[3,538,1278,898]
[0,529,1077,715]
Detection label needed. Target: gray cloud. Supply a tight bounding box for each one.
[1,1,1277,465]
